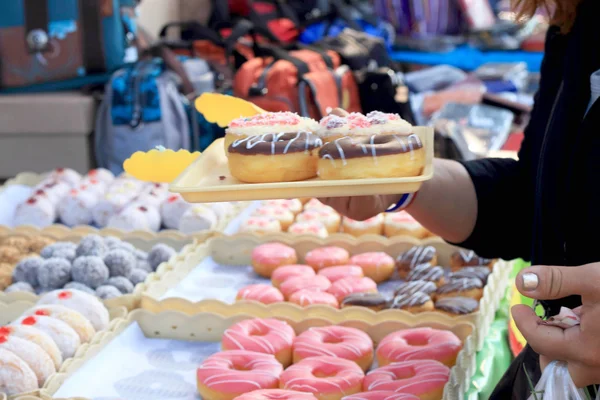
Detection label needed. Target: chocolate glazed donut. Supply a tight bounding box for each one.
[227,132,323,183]
[317,134,426,180]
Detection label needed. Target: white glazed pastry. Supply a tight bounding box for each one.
[178,205,218,234]
[24,305,96,344]
[48,168,82,187]
[32,180,70,205]
[262,199,303,215]
[238,216,282,234]
[76,178,107,197]
[160,194,191,230]
[92,193,134,227]
[120,204,161,232]
[253,206,295,231]
[384,211,428,238]
[0,325,62,369]
[0,335,56,386]
[342,214,384,236]
[14,197,56,228]
[58,189,98,227]
[288,221,329,238]
[11,315,81,359]
[107,205,160,232]
[0,348,38,395]
[84,168,115,185]
[37,289,110,332]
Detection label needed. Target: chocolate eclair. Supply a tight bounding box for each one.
[435,296,479,316]
[450,266,491,285]
[436,278,484,301]
[388,291,434,313]
[450,249,496,271]
[341,292,390,311]
[396,246,438,279]
[394,280,437,297]
[405,263,445,286]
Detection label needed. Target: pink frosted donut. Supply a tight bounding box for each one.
[280,275,331,300]
[237,284,284,304]
[253,206,295,231]
[296,209,341,234]
[327,277,377,303]
[376,328,462,367]
[342,392,419,400]
[252,243,298,278]
[348,252,395,283]
[288,221,329,238]
[305,247,350,271]
[263,199,303,215]
[222,318,296,367]
[234,389,317,400]
[317,265,364,282]
[289,290,339,308]
[303,199,332,211]
[197,350,283,400]
[271,265,315,288]
[363,360,450,399]
[293,326,374,371]
[280,356,364,400]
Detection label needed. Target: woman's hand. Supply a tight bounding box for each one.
[512,263,600,388]
[318,194,401,221]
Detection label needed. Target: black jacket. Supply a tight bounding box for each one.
[455,0,600,397]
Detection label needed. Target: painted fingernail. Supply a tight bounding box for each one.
[522,273,539,291]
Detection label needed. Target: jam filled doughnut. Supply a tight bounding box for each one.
[396,246,437,279]
[376,327,462,367]
[12,315,81,359]
[327,277,378,303]
[228,132,323,183]
[341,292,390,311]
[342,392,419,400]
[271,265,316,288]
[388,292,434,313]
[280,275,331,300]
[318,265,364,282]
[318,134,425,180]
[0,335,56,386]
[0,325,62,369]
[436,278,484,301]
[237,284,284,304]
[293,326,374,371]
[37,289,110,332]
[24,305,96,344]
[363,360,450,400]
[0,348,39,395]
[450,266,490,285]
[251,243,298,278]
[349,252,395,283]
[406,264,445,287]
[280,355,365,400]
[222,318,296,367]
[393,280,437,298]
[305,247,350,271]
[233,389,318,400]
[434,297,480,316]
[449,250,496,271]
[197,350,283,400]
[289,290,339,308]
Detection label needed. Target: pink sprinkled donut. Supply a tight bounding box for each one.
[342,392,419,400]
[251,243,298,278]
[271,265,316,288]
[233,389,317,400]
[317,265,364,282]
[305,247,350,271]
[348,252,395,283]
[280,356,364,400]
[363,360,450,400]
[197,350,283,400]
[237,284,284,304]
[280,275,331,300]
[376,328,462,367]
[222,318,296,367]
[327,277,378,303]
[263,199,303,215]
[293,326,374,371]
[289,290,339,308]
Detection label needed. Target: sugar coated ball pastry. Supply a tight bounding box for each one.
[342,392,419,400]
[396,246,438,279]
[84,168,114,185]
[12,256,44,287]
[48,168,81,187]
[239,216,282,235]
[289,289,340,308]
[37,258,71,289]
[0,347,39,395]
[318,134,425,180]
[393,280,438,298]
[435,296,480,316]
[388,292,434,313]
[0,334,56,386]
[363,360,449,399]
[196,350,283,400]
[233,389,318,400]
[178,205,218,234]
[280,355,365,400]
[5,282,35,293]
[252,206,295,231]
[317,112,375,143]
[327,277,378,303]
[280,275,331,300]
[160,194,191,229]
[406,264,446,287]
[228,132,323,183]
[96,285,122,300]
[450,249,496,271]
[58,189,98,227]
[342,214,384,237]
[296,209,341,234]
[225,112,319,151]
[450,266,490,285]
[305,246,350,271]
[436,278,484,301]
[288,221,329,238]
[341,292,390,311]
[263,199,303,215]
[104,249,136,278]
[41,241,77,258]
[271,265,315,288]
[76,235,107,258]
[383,211,428,239]
[317,265,364,282]
[293,326,374,371]
[106,276,135,294]
[0,325,63,370]
[349,252,395,283]
[14,196,56,227]
[71,256,109,289]
[128,268,149,286]
[37,289,110,331]
[23,305,95,343]
[251,243,298,278]
[12,315,81,359]
[147,244,176,271]
[222,318,296,366]
[365,111,413,135]
[92,193,134,227]
[376,327,462,367]
[237,284,284,304]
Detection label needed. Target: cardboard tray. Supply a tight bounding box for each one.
[141,234,513,350]
[5,308,477,400]
[169,128,434,203]
[0,227,205,311]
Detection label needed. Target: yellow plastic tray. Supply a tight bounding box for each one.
[169,127,434,203]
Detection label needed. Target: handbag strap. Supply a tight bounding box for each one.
[78,0,107,73]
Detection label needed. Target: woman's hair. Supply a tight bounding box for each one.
[514,0,580,32]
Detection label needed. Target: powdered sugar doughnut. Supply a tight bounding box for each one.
[305,247,350,271]
[237,284,284,304]
[263,199,303,215]
[85,168,114,185]
[77,178,107,197]
[293,326,374,371]
[37,289,110,331]
[34,180,70,205]
[318,266,364,282]
[197,350,283,400]
[108,205,160,232]
[160,194,191,229]
[24,305,95,343]
[288,221,329,238]
[342,392,419,400]
[296,209,341,234]
[234,389,317,400]
[178,205,218,234]
[0,335,55,386]
[0,348,38,395]
[253,206,295,231]
[58,189,98,227]
[251,243,298,278]
[239,216,282,234]
[12,315,80,359]
[92,194,132,227]
[342,214,384,237]
[49,168,81,186]
[280,275,331,300]
[384,211,428,238]
[327,277,378,302]
[289,290,339,308]
[271,265,315,288]
[14,197,56,228]
[363,360,449,399]
[222,318,295,366]
[133,190,168,208]
[376,328,462,367]
[0,325,62,369]
[349,252,395,283]
[280,356,364,400]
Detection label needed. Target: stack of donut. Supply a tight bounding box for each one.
[196,317,460,400]
[224,110,425,184]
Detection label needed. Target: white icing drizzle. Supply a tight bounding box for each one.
[231,132,322,155]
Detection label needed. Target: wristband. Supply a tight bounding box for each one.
[385,192,417,212]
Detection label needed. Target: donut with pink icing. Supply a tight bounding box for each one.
[363,360,450,399]
[251,243,298,278]
[305,247,350,271]
[348,252,395,283]
[233,389,317,400]
[237,284,284,304]
[288,221,329,238]
[240,216,282,235]
[197,350,283,400]
[289,289,339,308]
[271,265,315,288]
[342,391,419,400]
[293,326,374,371]
[222,318,296,366]
[317,265,364,282]
[280,275,331,300]
[280,355,364,400]
[303,199,334,212]
[327,277,378,303]
[263,199,303,215]
[253,206,295,231]
[376,328,462,367]
[296,209,341,234]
